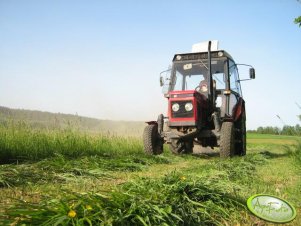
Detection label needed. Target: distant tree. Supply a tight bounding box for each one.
[282,125,296,136]
[257,126,264,134]
[295,124,301,136]
[256,126,281,135]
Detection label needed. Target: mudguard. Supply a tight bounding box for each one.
[145,121,157,125]
[232,98,245,122]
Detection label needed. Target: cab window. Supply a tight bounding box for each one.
[228,60,242,96]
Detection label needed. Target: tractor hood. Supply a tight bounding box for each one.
[168,90,208,127]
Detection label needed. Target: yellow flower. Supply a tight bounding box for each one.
[180,176,186,181]
[68,210,77,218]
[86,205,93,210]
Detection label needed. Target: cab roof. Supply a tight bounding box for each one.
[172,50,234,62]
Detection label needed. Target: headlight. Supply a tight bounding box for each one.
[218,51,224,57]
[185,102,193,111]
[172,103,180,112]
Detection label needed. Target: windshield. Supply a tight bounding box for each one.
[170,59,226,91]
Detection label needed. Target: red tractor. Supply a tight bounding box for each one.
[143,41,255,157]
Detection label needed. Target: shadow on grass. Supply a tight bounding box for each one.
[191,152,220,158]
[192,148,291,159]
[192,150,289,159]
[259,150,290,159]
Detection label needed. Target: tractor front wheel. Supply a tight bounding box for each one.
[220,122,235,158]
[143,124,163,155]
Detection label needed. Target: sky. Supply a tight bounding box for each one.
[0,0,301,130]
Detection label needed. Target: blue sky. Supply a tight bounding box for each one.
[0,0,300,129]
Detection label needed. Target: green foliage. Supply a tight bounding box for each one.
[295,16,301,27]
[252,126,281,135]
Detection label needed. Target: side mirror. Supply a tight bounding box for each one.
[249,68,255,79]
[160,76,164,87]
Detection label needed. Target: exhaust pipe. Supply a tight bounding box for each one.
[207,41,214,108]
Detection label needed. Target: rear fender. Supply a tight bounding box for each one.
[145,114,165,138]
[232,98,245,122]
[145,121,157,125]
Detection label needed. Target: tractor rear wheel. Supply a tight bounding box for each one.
[220,122,235,158]
[169,139,193,154]
[143,124,163,155]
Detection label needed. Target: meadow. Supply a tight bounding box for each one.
[0,121,300,225]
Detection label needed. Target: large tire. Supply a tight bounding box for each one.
[143,124,163,155]
[235,113,246,156]
[220,122,235,158]
[169,139,193,154]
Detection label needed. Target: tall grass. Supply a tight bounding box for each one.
[0,121,143,163]
[284,141,301,166]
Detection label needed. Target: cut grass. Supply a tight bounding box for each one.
[0,153,174,188]
[2,166,253,225]
[0,121,300,225]
[1,152,273,225]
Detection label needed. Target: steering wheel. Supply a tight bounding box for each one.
[195,85,201,92]
[196,83,208,93]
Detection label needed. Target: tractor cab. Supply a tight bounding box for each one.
[145,41,255,157]
[162,49,247,121]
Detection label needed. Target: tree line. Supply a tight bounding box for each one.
[248,124,301,136]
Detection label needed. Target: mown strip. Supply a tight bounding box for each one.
[2,153,269,225]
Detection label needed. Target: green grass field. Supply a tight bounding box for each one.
[0,123,300,225]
